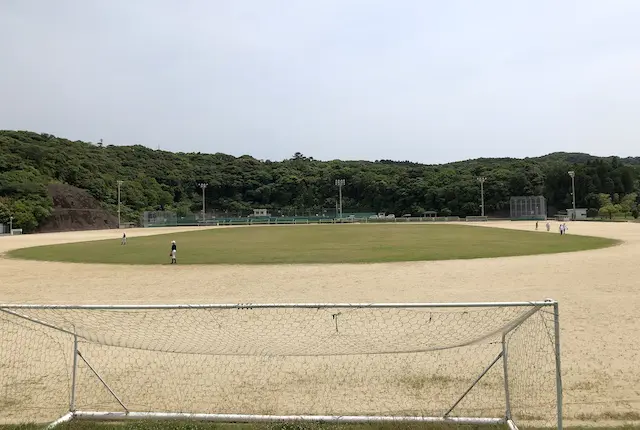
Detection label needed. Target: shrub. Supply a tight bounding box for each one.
[586,208,599,218]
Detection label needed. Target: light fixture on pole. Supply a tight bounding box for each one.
[334,179,345,219]
[477,177,487,217]
[198,183,208,222]
[117,180,124,229]
[568,171,576,220]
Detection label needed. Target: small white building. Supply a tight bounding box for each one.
[566,208,587,220]
[252,208,271,217]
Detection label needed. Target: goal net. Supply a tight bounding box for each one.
[0,301,562,429]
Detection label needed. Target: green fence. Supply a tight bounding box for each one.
[142,211,461,228]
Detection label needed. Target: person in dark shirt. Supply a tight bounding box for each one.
[170,240,177,264]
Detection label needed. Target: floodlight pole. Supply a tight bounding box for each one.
[198,183,208,222]
[117,181,123,229]
[477,177,486,217]
[335,179,345,219]
[568,171,576,220]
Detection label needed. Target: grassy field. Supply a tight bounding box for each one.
[3,421,640,430]
[6,224,618,265]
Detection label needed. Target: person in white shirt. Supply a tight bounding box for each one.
[170,240,177,264]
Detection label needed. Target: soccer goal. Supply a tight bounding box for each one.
[0,301,563,429]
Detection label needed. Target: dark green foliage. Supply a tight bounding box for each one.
[2,131,640,232]
[586,208,599,218]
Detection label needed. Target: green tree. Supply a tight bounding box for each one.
[596,193,625,219]
[598,193,612,208]
[620,193,637,215]
[2,130,640,231]
[0,200,11,223]
[586,208,599,218]
[9,200,39,232]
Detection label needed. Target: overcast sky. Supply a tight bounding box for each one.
[1,1,639,164]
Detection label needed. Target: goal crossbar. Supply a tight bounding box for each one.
[0,300,557,309]
[0,300,563,430]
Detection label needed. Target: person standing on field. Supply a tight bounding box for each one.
[535,221,539,230]
[546,222,550,232]
[170,240,177,264]
[121,232,127,245]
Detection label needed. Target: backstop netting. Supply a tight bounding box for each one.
[510,196,547,220]
[0,302,563,429]
[142,211,179,227]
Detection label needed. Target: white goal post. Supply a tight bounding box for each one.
[0,301,563,429]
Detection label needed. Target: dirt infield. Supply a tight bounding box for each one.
[0,221,638,425]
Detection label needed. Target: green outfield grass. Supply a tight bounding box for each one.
[6,224,618,265]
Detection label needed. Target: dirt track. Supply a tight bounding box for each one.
[0,221,638,425]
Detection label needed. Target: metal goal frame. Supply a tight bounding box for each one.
[0,300,563,430]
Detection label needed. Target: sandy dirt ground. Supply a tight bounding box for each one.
[0,221,639,426]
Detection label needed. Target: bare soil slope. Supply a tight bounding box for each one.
[37,183,118,233]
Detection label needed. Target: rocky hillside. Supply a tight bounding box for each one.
[36,184,118,233]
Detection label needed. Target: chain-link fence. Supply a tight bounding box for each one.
[509,196,547,220]
[142,209,384,227]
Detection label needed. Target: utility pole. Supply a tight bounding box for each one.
[335,179,345,219]
[198,183,208,222]
[568,171,576,220]
[117,180,123,229]
[477,177,487,217]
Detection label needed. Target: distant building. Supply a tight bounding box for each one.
[252,208,271,217]
[566,208,587,220]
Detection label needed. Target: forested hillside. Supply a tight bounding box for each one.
[1,130,639,232]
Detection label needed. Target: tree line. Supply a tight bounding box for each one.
[1,130,639,232]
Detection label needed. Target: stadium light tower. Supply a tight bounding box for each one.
[335,179,345,219]
[198,183,208,222]
[117,180,124,229]
[477,177,487,217]
[568,171,576,220]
